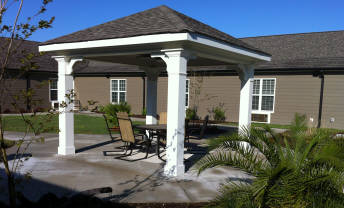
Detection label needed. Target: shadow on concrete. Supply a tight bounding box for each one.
[106,164,167,202]
[184,125,237,171]
[76,139,120,153]
[5,153,32,161]
[0,167,120,207]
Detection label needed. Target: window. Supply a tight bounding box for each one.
[252,78,276,112]
[49,79,58,101]
[185,79,190,107]
[111,79,126,103]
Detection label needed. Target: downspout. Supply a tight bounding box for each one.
[316,71,325,128]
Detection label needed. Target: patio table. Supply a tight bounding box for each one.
[135,124,167,160]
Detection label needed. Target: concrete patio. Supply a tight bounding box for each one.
[0,130,251,203]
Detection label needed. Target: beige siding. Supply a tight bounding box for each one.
[74,77,144,114]
[0,78,27,112]
[0,74,52,112]
[30,74,51,110]
[157,77,168,114]
[156,76,240,122]
[75,74,344,129]
[322,75,344,129]
[268,75,320,127]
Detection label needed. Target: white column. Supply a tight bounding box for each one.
[144,69,160,125]
[237,64,254,134]
[54,56,82,155]
[153,49,190,177]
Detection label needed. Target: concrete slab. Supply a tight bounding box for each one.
[0,132,250,204]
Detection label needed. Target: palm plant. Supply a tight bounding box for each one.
[196,114,344,208]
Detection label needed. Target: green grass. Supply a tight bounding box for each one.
[3,114,144,135]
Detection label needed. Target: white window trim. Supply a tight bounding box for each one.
[252,78,276,123]
[49,78,58,102]
[110,79,127,104]
[185,79,190,108]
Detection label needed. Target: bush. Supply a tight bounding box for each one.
[99,102,131,126]
[196,114,344,208]
[141,108,146,116]
[211,103,226,122]
[186,108,198,120]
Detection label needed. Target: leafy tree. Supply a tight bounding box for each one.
[0,0,54,207]
[196,114,344,208]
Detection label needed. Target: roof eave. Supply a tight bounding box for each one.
[39,32,271,64]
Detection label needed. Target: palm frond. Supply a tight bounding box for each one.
[195,148,267,175]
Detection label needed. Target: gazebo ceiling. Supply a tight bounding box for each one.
[39,5,271,66]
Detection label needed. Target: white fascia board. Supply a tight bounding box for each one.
[39,33,190,52]
[39,32,271,62]
[186,33,271,62]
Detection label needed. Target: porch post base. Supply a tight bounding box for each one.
[164,164,185,177]
[58,146,75,155]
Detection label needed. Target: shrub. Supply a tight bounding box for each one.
[141,108,146,116]
[186,108,198,120]
[196,114,344,208]
[211,103,226,122]
[99,102,131,126]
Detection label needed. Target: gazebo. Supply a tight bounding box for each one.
[39,5,271,177]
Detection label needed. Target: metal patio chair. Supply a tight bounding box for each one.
[116,112,151,159]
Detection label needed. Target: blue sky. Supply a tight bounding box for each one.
[3,0,344,42]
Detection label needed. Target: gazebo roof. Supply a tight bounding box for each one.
[41,5,268,56]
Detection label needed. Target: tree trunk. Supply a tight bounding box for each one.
[0,117,16,208]
[1,146,16,207]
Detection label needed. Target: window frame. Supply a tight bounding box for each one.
[49,78,58,102]
[185,79,190,108]
[252,78,276,123]
[110,79,127,104]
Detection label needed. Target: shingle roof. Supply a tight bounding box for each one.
[41,5,268,56]
[240,30,344,69]
[0,37,56,72]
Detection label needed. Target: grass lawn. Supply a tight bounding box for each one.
[3,114,144,134]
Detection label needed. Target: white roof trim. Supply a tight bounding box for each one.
[39,33,189,52]
[39,32,271,62]
[187,33,271,62]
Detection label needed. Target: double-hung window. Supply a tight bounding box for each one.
[49,79,58,102]
[252,78,276,122]
[185,79,190,108]
[111,79,126,103]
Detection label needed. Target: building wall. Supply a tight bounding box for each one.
[74,74,344,129]
[322,75,344,129]
[30,73,52,110]
[74,76,144,114]
[266,75,321,127]
[0,73,53,113]
[156,76,241,122]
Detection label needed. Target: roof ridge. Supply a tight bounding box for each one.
[158,6,194,32]
[240,29,344,39]
[157,6,189,32]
